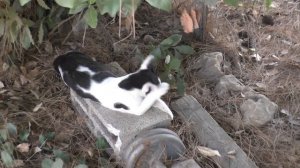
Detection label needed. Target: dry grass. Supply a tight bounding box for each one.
[184,0,300,167]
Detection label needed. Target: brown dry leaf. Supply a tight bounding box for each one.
[16,143,30,153]
[20,66,27,75]
[28,68,40,79]
[197,146,221,157]
[180,9,193,33]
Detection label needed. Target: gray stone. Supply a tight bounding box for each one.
[240,94,278,126]
[172,159,201,168]
[190,52,224,84]
[215,75,245,98]
[70,62,172,160]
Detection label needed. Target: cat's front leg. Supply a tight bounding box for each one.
[132,82,170,116]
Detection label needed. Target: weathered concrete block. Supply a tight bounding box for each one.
[172,159,201,168]
[70,62,172,159]
[171,95,258,168]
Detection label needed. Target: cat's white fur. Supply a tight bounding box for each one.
[56,53,173,118]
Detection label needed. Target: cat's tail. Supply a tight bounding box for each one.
[140,55,155,70]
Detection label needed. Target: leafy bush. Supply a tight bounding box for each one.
[150,34,194,95]
[0,0,173,58]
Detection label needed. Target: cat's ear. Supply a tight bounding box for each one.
[140,55,155,70]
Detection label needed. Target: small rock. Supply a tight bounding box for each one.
[240,94,278,126]
[215,75,245,98]
[189,52,224,84]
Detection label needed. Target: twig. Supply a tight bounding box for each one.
[113,28,133,47]
[48,14,78,36]
[131,0,136,39]
[82,25,87,47]
[119,0,122,38]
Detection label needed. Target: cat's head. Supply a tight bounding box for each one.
[118,55,162,96]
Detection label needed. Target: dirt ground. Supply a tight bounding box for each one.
[1,0,300,167]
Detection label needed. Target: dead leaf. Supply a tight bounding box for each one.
[16,143,30,153]
[33,103,43,112]
[255,83,267,90]
[0,81,4,89]
[34,146,42,153]
[197,146,221,157]
[20,75,29,85]
[280,109,291,116]
[2,63,9,72]
[13,160,24,167]
[20,66,27,75]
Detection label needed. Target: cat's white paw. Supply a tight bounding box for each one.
[158,82,170,95]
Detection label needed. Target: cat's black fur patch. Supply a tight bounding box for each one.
[92,72,115,83]
[118,70,159,90]
[53,51,113,100]
[53,51,107,74]
[114,103,129,110]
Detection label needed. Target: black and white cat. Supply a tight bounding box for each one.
[53,51,173,118]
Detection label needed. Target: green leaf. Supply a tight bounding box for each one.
[150,47,162,59]
[41,158,53,168]
[3,142,14,155]
[1,150,13,167]
[39,134,46,144]
[69,3,89,14]
[21,26,34,49]
[37,0,50,9]
[145,0,172,12]
[88,0,96,4]
[84,6,98,28]
[224,0,239,6]
[265,0,272,8]
[160,34,182,47]
[0,19,4,37]
[53,149,70,163]
[55,0,79,8]
[38,132,55,144]
[75,164,88,168]
[6,123,17,136]
[176,76,185,96]
[96,137,108,150]
[38,21,44,44]
[169,57,181,70]
[96,0,120,17]
[175,45,195,55]
[19,130,30,142]
[0,129,8,142]
[19,0,31,6]
[122,0,141,15]
[52,158,64,168]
